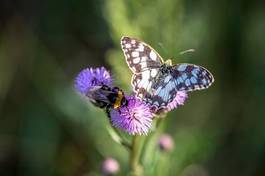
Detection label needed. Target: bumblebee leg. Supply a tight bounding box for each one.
[105,105,112,118]
[106,109,111,118]
[97,101,107,109]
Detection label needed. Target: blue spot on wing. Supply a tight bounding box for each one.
[202,79,207,85]
[185,79,191,86]
[182,73,188,80]
[177,77,184,83]
[191,68,199,76]
[190,77,197,84]
[177,64,188,71]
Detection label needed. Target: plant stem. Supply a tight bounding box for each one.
[113,127,132,150]
[140,117,164,164]
[130,135,142,175]
[107,126,132,150]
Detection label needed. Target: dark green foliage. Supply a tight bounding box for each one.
[0,0,265,175]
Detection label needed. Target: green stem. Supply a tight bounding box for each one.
[130,135,142,176]
[107,126,132,150]
[113,127,132,150]
[140,117,164,163]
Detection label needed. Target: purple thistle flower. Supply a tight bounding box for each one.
[110,95,153,135]
[74,67,113,95]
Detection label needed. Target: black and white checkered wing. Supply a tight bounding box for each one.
[171,63,214,91]
[145,74,178,107]
[121,36,163,73]
[121,36,163,99]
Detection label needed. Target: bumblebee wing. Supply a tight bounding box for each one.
[86,86,112,104]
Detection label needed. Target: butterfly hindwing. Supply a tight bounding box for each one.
[144,64,214,107]
[146,74,177,107]
[171,63,214,91]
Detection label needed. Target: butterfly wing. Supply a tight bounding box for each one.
[121,36,164,98]
[121,37,214,109]
[146,64,214,108]
[145,74,178,107]
[171,63,214,91]
[121,36,163,73]
[130,69,161,99]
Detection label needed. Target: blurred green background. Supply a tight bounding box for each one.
[1,0,265,175]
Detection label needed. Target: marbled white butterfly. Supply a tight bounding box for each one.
[121,36,214,109]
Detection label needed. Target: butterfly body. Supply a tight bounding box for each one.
[121,36,214,109]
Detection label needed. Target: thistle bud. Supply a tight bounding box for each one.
[158,134,174,152]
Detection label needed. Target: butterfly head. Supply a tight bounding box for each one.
[160,59,173,75]
[164,59,173,66]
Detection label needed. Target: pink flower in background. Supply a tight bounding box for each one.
[158,134,174,152]
[101,157,120,175]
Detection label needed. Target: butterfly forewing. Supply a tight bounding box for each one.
[121,36,164,99]
[121,36,163,73]
[171,63,214,91]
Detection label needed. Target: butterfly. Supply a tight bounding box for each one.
[86,85,128,115]
[121,36,214,109]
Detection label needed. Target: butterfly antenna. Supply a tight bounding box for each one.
[179,49,195,55]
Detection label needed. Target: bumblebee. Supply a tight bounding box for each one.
[86,85,128,114]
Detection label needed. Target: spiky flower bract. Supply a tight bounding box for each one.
[75,67,113,95]
[110,95,153,135]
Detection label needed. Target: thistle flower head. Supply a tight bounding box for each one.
[110,95,153,135]
[75,67,113,95]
